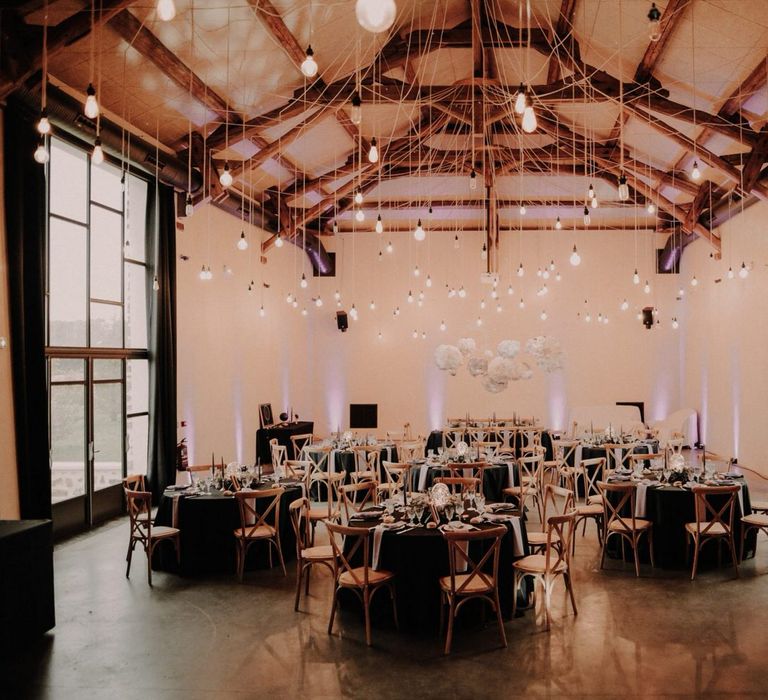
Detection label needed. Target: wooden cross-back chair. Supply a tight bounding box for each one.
[233,487,286,580]
[629,452,663,472]
[513,513,577,630]
[350,446,379,485]
[446,461,488,483]
[686,485,740,581]
[125,489,179,586]
[527,484,575,553]
[339,482,378,523]
[290,433,315,459]
[433,476,481,495]
[123,474,146,492]
[467,427,488,445]
[284,459,310,482]
[598,481,654,577]
[440,526,507,654]
[442,429,463,449]
[474,441,501,459]
[398,439,425,463]
[377,461,412,499]
[326,521,399,647]
[288,497,336,611]
[503,455,543,521]
[571,458,606,550]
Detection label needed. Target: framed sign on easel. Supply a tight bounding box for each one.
[259,403,274,429]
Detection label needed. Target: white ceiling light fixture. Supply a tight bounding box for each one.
[350,92,362,125]
[620,299,629,311]
[301,46,318,78]
[274,234,284,248]
[739,262,749,279]
[617,174,629,201]
[521,99,537,133]
[647,3,662,41]
[156,0,176,22]
[440,320,446,331]
[413,219,425,241]
[569,244,581,266]
[690,274,698,287]
[355,0,397,33]
[375,214,383,234]
[469,169,478,190]
[519,204,526,215]
[413,265,420,277]
[514,84,526,115]
[727,266,734,279]
[458,286,467,299]
[426,274,432,288]
[507,284,514,296]
[454,233,460,249]
[84,82,99,119]
[354,190,364,205]
[355,209,365,222]
[300,272,308,289]
[517,263,525,277]
[583,206,590,226]
[386,241,393,253]
[34,139,49,164]
[554,216,562,230]
[91,137,104,165]
[481,242,487,260]
[219,162,233,188]
[519,298,525,309]
[237,232,248,251]
[367,137,379,163]
[644,280,651,294]
[633,269,640,285]
[691,160,701,181]
[647,201,656,215]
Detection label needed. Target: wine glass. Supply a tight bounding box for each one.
[437,446,444,459]
[455,498,465,520]
[385,498,396,517]
[405,505,415,525]
[414,502,425,525]
[475,493,486,515]
[444,503,455,522]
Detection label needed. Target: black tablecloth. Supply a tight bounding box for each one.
[256,421,314,463]
[411,463,514,502]
[606,481,756,570]
[153,483,302,575]
[567,442,658,497]
[340,514,529,633]
[427,429,554,460]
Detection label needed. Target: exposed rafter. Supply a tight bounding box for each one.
[635,0,690,84]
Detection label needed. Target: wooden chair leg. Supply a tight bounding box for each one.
[275,537,287,576]
[648,529,656,569]
[565,571,578,615]
[691,536,700,581]
[728,535,740,578]
[294,561,304,611]
[632,535,641,577]
[444,598,456,655]
[363,587,372,646]
[494,590,507,648]
[146,543,153,587]
[305,563,311,595]
[389,583,399,630]
[327,588,339,635]
[126,539,134,578]
[740,526,748,564]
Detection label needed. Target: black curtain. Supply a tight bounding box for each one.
[3,99,51,520]
[146,183,177,501]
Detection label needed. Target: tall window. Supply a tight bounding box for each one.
[46,137,151,509]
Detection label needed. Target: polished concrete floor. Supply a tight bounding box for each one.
[6,484,768,699]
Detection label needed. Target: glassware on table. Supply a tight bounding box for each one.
[385,498,396,516]
[444,503,455,522]
[455,498,465,520]
[405,505,415,525]
[475,493,486,515]
[414,502,425,525]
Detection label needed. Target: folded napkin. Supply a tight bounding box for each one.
[417,464,430,492]
[439,524,470,573]
[635,482,649,518]
[372,522,405,570]
[506,461,516,488]
[509,517,525,557]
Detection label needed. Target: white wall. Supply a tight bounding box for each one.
[177,203,684,464]
[680,199,768,474]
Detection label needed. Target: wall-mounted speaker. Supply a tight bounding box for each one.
[642,307,655,329]
[336,311,348,332]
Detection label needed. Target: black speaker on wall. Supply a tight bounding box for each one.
[350,404,378,429]
[642,307,655,329]
[336,311,348,332]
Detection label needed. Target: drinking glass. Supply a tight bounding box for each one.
[455,498,465,520]
[405,505,415,525]
[385,499,396,516]
[414,503,425,525]
[444,503,455,522]
[475,493,486,515]
[437,447,444,458]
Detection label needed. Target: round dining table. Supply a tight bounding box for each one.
[339,508,530,633]
[153,481,303,576]
[409,461,518,502]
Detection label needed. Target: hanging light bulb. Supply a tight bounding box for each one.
[496,303,503,314]
[418,290,425,302]
[413,265,420,277]
[219,162,233,188]
[300,272,308,289]
[648,2,662,41]
[454,234,460,249]
[727,266,735,280]
[549,260,556,271]
[585,312,592,323]
[633,269,640,285]
[292,299,299,308]
[480,299,486,310]
[407,290,414,304]
[458,286,467,299]
[570,245,581,266]
[199,265,206,281]
[644,280,651,294]
[514,84,527,115]
[367,137,379,164]
[448,287,456,298]
[598,312,604,324]
[555,216,562,230]
[519,204,526,216]
[540,310,548,321]
[206,265,213,280]
[517,263,525,277]
[315,296,323,307]
[521,102,538,133]
[274,234,284,248]
[636,310,643,321]
[350,304,358,320]
[185,194,194,217]
[507,284,514,296]
[386,241,393,253]
[286,292,294,304]
[91,137,104,165]
[440,320,446,331]
[375,214,383,234]
[34,138,49,164]
[672,318,679,329]
[588,183,595,200]
[620,299,629,311]
[354,190,364,205]
[583,206,591,226]
[469,169,478,190]
[519,298,525,309]
[647,201,656,215]
[411,329,418,339]
[617,174,629,201]
[413,219,425,241]
[84,83,99,119]
[332,220,339,234]
[37,109,51,135]
[556,272,562,281]
[690,274,698,287]
[156,0,176,21]
[350,92,362,125]
[536,267,542,278]
[542,269,550,280]
[355,209,365,223]
[691,160,701,181]
[491,288,498,299]
[237,232,248,251]
[591,195,599,209]
[369,300,376,311]
[426,274,432,288]
[355,0,397,33]
[301,307,308,317]
[301,45,318,78]
[739,262,749,279]
[678,286,685,297]
[476,317,483,327]
[259,305,266,318]
[481,242,487,260]
[604,315,610,325]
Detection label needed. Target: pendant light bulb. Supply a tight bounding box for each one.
[739,262,749,279]
[591,196,599,209]
[156,0,176,21]
[633,269,640,285]
[647,201,656,215]
[458,286,467,299]
[199,265,206,281]
[648,3,662,41]
[84,83,99,119]
[301,46,318,78]
[521,104,538,133]
[34,139,49,164]
[300,273,308,289]
[426,274,432,288]
[355,0,397,34]
[153,275,160,291]
[555,216,562,230]
[259,305,266,318]
[672,317,679,330]
[185,194,194,217]
[440,321,446,331]
[315,296,323,307]
[727,266,734,279]
[514,85,527,115]
[517,263,525,277]
[413,265,420,277]
[332,220,339,234]
[618,174,629,201]
[350,92,362,126]
[519,298,525,309]
[375,214,383,234]
[274,234,284,248]
[91,137,104,165]
[407,290,414,304]
[690,274,698,287]
[588,183,595,200]
[354,190,364,205]
[37,109,51,135]
[644,280,651,294]
[507,284,514,296]
[469,169,478,190]
[237,232,248,251]
[219,162,233,188]
[583,206,591,226]
[691,160,701,181]
[519,204,526,216]
[355,209,365,223]
[386,241,393,253]
[480,242,487,260]
[413,219,425,241]
[621,299,629,311]
[569,245,581,266]
[367,137,379,164]
[454,234,460,249]
[540,310,547,321]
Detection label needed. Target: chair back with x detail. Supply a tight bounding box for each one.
[290,433,315,459]
[288,497,336,610]
[339,481,378,523]
[440,526,507,654]
[433,476,481,495]
[233,487,286,580]
[687,485,740,580]
[125,489,180,586]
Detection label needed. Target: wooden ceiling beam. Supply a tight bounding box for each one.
[547,0,577,84]
[740,126,768,193]
[719,54,767,118]
[334,108,371,155]
[247,0,308,74]
[108,10,231,122]
[326,197,640,210]
[635,0,690,84]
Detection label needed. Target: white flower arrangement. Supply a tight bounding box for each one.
[434,344,463,375]
[467,356,488,377]
[457,337,477,356]
[487,356,516,383]
[525,335,565,373]
[497,339,521,359]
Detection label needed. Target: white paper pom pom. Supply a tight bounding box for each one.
[488,356,515,383]
[467,356,488,377]
[434,344,463,373]
[457,337,477,356]
[497,339,521,359]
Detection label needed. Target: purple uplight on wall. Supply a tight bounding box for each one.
[183,400,195,465]
[731,351,740,458]
[233,380,244,462]
[547,372,567,430]
[427,364,446,430]
[699,369,708,445]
